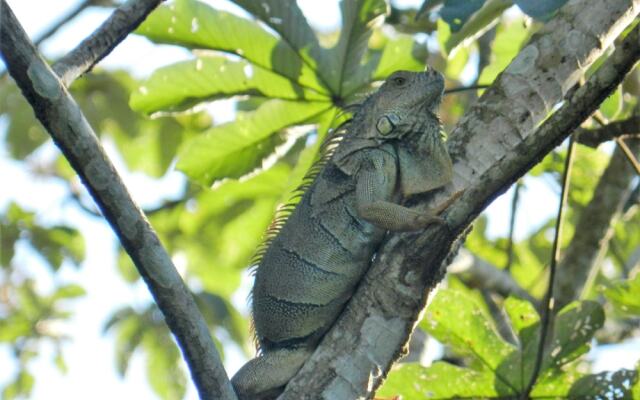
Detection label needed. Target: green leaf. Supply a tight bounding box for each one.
[421,289,515,371]
[112,315,146,376]
[177,100,331,186]
[544,301,604,369]
[567,369,639,399]
[51,284,87,300]
[514,0,569,20]
[442,0,511,56]
[230,0,329,91]
[377,362,499,399]
[599,84,623,120]
[2,371,35,400]
[0,81,47,158]
[438,0,487,32]
[30,225,85,271]
[182,163,293,233]
[130,56,326,115]
[144,333,186,400]
[345,35,428,97]
[138,0,325,91]
[478,17,530,85]
[602,274,640,316]
[327,0,388,95]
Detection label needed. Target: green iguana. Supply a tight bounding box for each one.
[232,68,454,399]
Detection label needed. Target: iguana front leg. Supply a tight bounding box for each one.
[355,152,449,231]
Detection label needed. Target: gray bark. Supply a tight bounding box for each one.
[52,0,165,86]
[0,2,235,399]
[281,0,640,398]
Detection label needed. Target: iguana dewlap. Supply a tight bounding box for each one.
[232,68,452,399]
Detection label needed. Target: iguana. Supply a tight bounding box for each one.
[232,67,454,399]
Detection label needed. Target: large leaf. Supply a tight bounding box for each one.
[440,0,511,56]
[514,0,569,20]
[378,362,499,398]
[130,55,326,114]
[177,100,331,186]
[345,34,428,97]
[421,288,515,373]
[327,0,388,95]
[137,0,325,91]
[602,274,640,316]
[478,17,530,85]
[414,289,607,398]
[438,0,487,32]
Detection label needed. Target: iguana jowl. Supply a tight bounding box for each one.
[232,68,453,399]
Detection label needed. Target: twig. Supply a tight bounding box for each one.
[505,181,521,271]
[522,134,576,399]
[52,0,165,87]
[576,115,640,147]
[0,3,236,399]
[615,137,640,175]
[34,0,96,47]
[444,84,490,94]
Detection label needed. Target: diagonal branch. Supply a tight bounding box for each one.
[52,0,165,87]
[281,0,640,397]
[0,3,236,399]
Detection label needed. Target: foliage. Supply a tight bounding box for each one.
[379,288,638,399]
[132,0,426,186]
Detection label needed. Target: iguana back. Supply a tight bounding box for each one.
[232,68,452,399]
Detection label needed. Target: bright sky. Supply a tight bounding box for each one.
[1,1,638,399]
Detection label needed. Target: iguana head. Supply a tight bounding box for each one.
[332,67,447,177]
[358,67,444,141]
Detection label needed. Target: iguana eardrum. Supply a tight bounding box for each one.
[232,68,453,399]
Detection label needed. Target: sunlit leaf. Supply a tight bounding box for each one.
[144,332,186,400]
[138,0,326,91]
[478,17,530,85]
[177,100,331,186]
[130,56,326,115]
[51,284,86,300]
[327,0,388,95]
[599,85,623,120]
[442,0,511,56]
[421,289,515,371]
[602,274,640,316]
[378,362,499,398]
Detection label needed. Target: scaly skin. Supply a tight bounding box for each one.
[232,68,452,399]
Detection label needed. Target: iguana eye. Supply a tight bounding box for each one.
[392,76,406,86]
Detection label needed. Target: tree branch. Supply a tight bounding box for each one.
[449,249,538,306]
[52,0,165,87]
[281,0,640,397]
[555,139,640,309]
[576,115,640,147]
[0,3,236,399]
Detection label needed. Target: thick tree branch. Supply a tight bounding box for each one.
[52,0,165,86]
[577,115,640,147]
[281,0,640,397]
[0,3,236,399]
[555,139,640,309]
